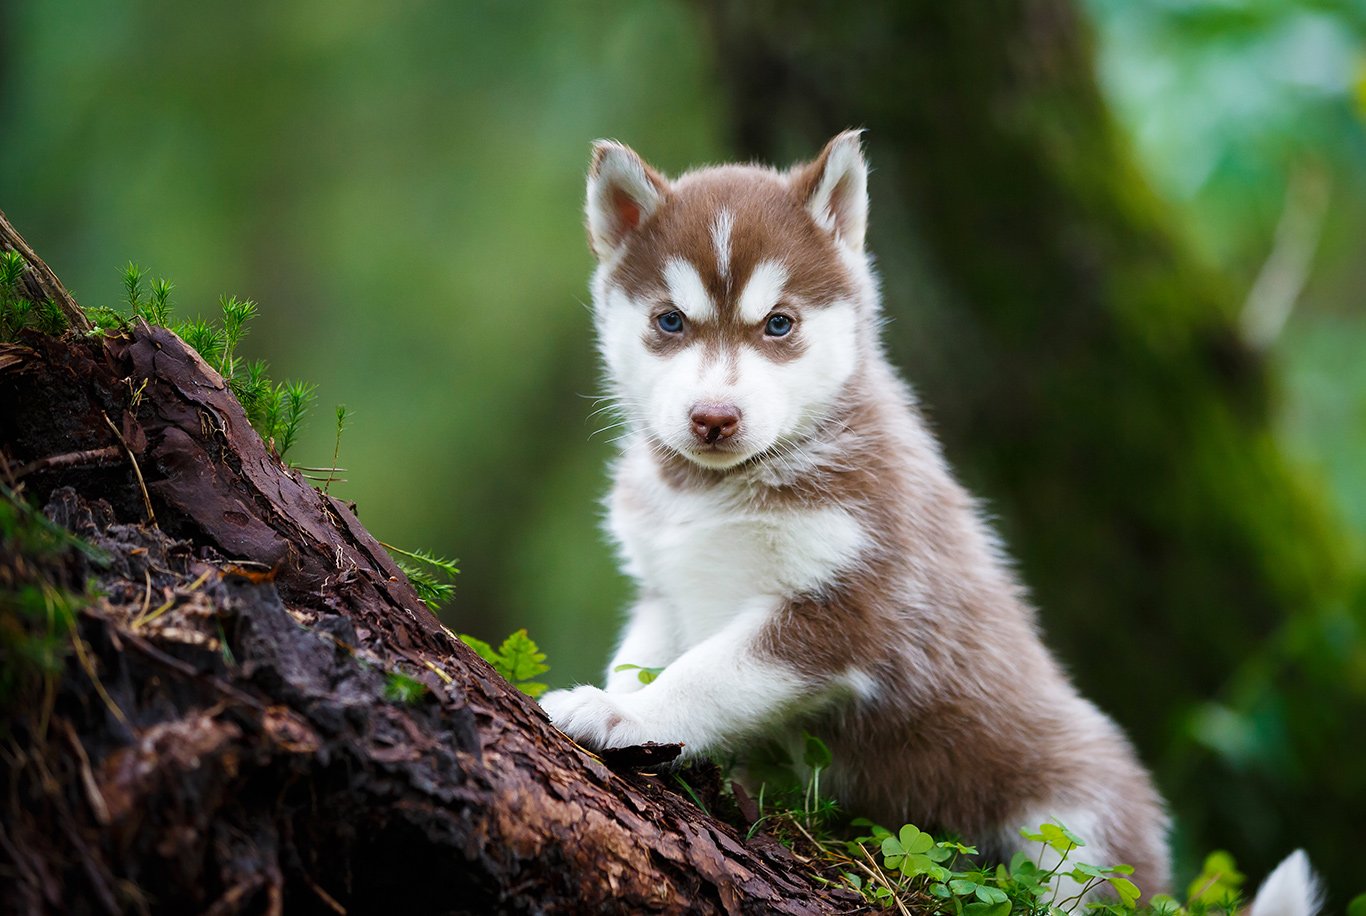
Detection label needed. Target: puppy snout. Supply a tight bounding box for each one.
[690,404,741,445]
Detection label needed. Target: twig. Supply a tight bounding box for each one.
[60,719,112,826]
[101,411,156,526]
[303,875,347,915]
[13,446,121,479]
[423,660,454,685]
[139,567,153,621]
[63,601,128,727]
[855,841,912,916]
[132,567,214,630]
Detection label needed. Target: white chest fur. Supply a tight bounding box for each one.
[608,451,867,650]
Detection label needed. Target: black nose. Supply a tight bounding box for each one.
[690,405,741,444]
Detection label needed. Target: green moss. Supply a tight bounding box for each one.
[0,485,104,713]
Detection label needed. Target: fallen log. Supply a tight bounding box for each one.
[0,210,854,915]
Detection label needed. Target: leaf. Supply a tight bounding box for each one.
[975,885,1008,905]
[899,824,935,855]
[1147,893,1182,916]
[459,630,550,698]
[385,543,459,609]
[613,662,664,684]
[1038,821,1085,854]
[802,732,833,770]
[963,901,1011,916]
[880,835,905,871]
[498,629,549,683]
[459,633,497,664]
[926,843,954,863]
[1108,876,1141,907]
[1009,851,1037,876]
[940,840,979,856]
[1187,849,1245,905]
[1347,893,1366,916]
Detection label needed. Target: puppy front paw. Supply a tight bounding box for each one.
[539,685,651,749]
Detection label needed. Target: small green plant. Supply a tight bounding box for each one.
[459,628,549,698]
[821,817,1180,915]
[382,543,459,610]
[725,739,1280,915]
[0,484,106,726]
[106,264,465,630]
[741,732,840,835]
[105,262,320,462]
[613,661,665,684]
[0,250,67,340]
[383,670,429,705]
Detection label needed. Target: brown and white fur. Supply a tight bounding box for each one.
[541,132,1315,909]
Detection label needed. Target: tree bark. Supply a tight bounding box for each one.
[0,212,854,915]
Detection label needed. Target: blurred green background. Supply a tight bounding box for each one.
[2,0,1362,904]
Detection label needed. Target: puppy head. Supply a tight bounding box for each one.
[586,132,874,469]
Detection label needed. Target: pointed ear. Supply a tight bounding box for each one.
[792,129,869,252]
[585,140,669,259]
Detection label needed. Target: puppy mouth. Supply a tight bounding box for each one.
[680,438,754,468]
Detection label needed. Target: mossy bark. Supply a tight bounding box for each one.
[700,0,1358,892]
[0,213,853,915]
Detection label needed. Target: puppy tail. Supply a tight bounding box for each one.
[1247,850,1323,916]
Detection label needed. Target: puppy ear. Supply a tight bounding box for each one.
[792,129,869,252]
[586,140,669,259]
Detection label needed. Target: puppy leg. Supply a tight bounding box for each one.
[542,605,811,754]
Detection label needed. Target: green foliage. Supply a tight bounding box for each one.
[382,670,429,705]
[0,250,67,340]
[1184,851,1244,910]
[739,732,840,834]
[459,628,548,698]
[821,816,1241,915]
[383,542,459,610]
[0,484,104,710]
[671,773,710,816]
[877,823,952,878]
[318,405,352,495]
[612,662,664,685]
[104,264,319,461]
[733,741,1297,915]
[6,254,348,486]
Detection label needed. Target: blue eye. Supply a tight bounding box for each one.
[657,310,684,333]
[765,314,794,337]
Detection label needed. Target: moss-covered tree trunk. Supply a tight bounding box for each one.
[699,0,1359,893]
[0,213,853,915]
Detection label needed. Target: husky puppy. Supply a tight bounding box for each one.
[541,131,1171,891]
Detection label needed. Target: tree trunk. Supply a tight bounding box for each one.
[0,212,854,915]
[697,0,1359,893]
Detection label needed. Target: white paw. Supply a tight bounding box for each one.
[539,685,652,749]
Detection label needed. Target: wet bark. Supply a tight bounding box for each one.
[0,212,854,915]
